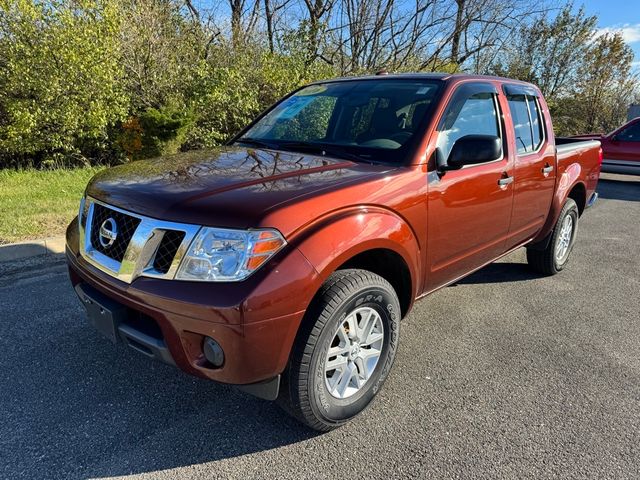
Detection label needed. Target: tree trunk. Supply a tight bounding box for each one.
[230,0,243,47]
[264,0,275,53]
[450,0,465,64]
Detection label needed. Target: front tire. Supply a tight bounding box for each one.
[527,198,579,275]
[278,269,401,431]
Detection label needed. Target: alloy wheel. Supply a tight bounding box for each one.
[324,307,384,399]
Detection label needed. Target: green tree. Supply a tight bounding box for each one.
[118,0,206,111]
[0,0,128,167]
[491,5,597,100]
[556,33,637,135]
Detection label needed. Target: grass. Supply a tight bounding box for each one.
[0,167,103,244]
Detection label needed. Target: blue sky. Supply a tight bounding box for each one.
[580,0,640,67]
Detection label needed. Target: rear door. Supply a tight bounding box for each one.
[503,84,556,247]
[426,82,514,290]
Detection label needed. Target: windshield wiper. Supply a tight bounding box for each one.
[234,137,278,149]
[236,138,373,164]
[276,141,371,164]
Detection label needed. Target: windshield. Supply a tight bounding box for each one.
[236,79,442,163]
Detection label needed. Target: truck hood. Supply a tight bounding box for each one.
[87,146,388,229]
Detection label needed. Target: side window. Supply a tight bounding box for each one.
[437,91,501,161]
[507,93,544,154]
[617,123,640,142]
[527,97,544,148]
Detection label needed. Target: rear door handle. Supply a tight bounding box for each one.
[498,175,514,187]
[542,164,554,176]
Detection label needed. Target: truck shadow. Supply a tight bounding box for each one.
[453,261,539,285]
[1,275,319,479]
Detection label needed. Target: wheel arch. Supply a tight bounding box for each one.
[337,248,413,318]
[567,182,587,216]
[532,162,586,244]
[292,208,421,319]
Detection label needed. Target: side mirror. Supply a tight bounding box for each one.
[439,135,502,171]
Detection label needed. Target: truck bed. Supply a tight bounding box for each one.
[555,137,601,158]
[554,137,601,210]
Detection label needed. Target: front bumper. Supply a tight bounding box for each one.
[66,218,320,392]
[74,281,176,365]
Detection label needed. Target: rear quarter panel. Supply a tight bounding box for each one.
[533,139,601,243]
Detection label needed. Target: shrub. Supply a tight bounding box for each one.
[184,46,336,149]
[0,0,128,167]
[119,107,193,160]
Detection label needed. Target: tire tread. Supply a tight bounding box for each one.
[278,269,397,431]
[526,198,578,275]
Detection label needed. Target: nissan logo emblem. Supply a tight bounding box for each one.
[98,218,118,248]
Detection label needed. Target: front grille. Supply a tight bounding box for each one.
[80,197,200,284]
[153,230,186,273]
[90,203,141,262]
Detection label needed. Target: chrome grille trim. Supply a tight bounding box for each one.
[79,197,201,284]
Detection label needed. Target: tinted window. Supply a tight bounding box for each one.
[343,97,391,143]
[437,91,501,161]
[269,96,337,142]
[527,97,543,148]
[617,122,640,142]
[507,94,544,154]
[239,80,442,163]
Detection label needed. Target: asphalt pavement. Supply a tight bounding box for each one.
[1,173,639,479]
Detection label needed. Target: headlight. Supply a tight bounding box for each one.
[175,228,286,282]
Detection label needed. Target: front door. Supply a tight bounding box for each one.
[426,82,514,291]
[608,119,640,165]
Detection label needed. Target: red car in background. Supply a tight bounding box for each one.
[574,118,640,175]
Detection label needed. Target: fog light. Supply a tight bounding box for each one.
[203,337,224,367]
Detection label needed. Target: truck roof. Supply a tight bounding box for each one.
[310,72,537,88]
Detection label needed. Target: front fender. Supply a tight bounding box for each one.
[291,207,421,302]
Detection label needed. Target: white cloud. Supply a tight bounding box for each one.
[595,24,640,43]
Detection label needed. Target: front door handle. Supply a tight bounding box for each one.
[542,164,554,176]
[498,175,514,187]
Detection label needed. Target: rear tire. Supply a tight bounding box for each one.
[526,198,579,275]
[278,269,401,431]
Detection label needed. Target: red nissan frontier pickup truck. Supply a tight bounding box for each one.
[66,73,602,431]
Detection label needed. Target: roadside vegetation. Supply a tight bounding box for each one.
[0,0,638,170]
[0,0,638,241]
[0,167,101,244]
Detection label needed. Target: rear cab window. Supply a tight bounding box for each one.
[504,84,545,154]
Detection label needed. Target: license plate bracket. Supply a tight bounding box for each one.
[75,284,129,343]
